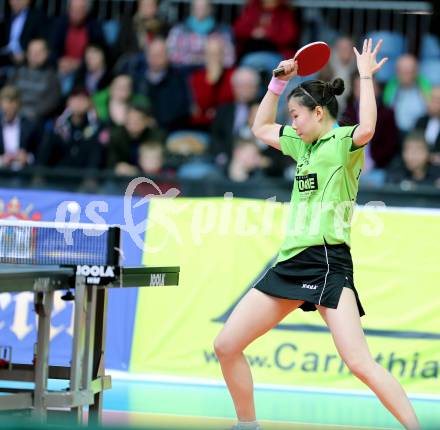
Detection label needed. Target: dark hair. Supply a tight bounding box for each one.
[69,85,90,98]
[128,95,152,116]
[287,78,345,118]
[85,43,109,65]
[28,38,49,49]
[403,131,428,148]
[0,85,20,102]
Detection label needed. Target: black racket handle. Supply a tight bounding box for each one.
[273,67,285,77]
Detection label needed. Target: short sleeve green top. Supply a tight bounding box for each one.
[277,124,364,263]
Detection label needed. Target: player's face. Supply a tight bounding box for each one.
[287,97,320,144]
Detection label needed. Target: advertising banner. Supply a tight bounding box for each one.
[131,198,440,395]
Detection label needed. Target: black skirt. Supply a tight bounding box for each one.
[254,244,365,316]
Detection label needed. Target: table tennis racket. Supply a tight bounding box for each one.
[273,41,331,77]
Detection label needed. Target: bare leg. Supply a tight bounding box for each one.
[214,289,303,422]
[317,288,421,430]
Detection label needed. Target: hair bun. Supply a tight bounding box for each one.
[330,78,345,96]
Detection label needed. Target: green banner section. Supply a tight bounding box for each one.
[130,199,440,395]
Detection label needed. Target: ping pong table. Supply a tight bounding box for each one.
[0,220,179,423]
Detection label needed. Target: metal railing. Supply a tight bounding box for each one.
[0,166,439,208]
[0,0,139,20]
[160,0,433,52]
[0,1,433,27]
[0,0,432,53]
[162,0,433,34]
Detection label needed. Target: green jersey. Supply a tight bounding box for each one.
[277,124,364,263]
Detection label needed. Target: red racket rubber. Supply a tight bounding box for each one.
[273,41,331,77]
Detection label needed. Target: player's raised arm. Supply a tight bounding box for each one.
[352,38,388,147]
[252,59,298,150]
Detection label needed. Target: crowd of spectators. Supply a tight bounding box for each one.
[0,0,439,190]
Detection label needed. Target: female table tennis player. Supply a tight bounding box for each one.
[214,38,421,430]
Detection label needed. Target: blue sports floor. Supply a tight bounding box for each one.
[2,374,440,429]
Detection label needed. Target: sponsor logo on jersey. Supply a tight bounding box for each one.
[295,173,318,192]
[302,283,319,290]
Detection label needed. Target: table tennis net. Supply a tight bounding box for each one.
[0,220,120,266]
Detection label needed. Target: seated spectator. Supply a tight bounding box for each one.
[386,131,440,189]
[0,0,48,67]
[143,38,192,132]
[211,67,260,167]
[414,86,440,165]
[93,74,137,127]
[324,36,356,114]
[50,0,106,92]
[73,44,112,95]
[341,73,399,180]
[238,101,290,177]
[115,0,169,58]
[138,140,167,176]
[0,85,37,169]
[233,0,298,72]
[189,36,235,129]
[9,38,61,122]
[36,86,105,168]
[117,38,192,132]
[227,137,267,182]
[107,98,165,174]
[167,0,235,69]
[135,140,179,194]
[383,54,431,135]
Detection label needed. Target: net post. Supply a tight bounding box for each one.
[106,226,121,266]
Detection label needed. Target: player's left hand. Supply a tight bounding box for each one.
[353,38,388,76]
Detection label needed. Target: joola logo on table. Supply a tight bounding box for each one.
[295,173,318,192]
[76,265,116,285]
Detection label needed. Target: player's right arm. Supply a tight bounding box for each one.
[252,59,298,151]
